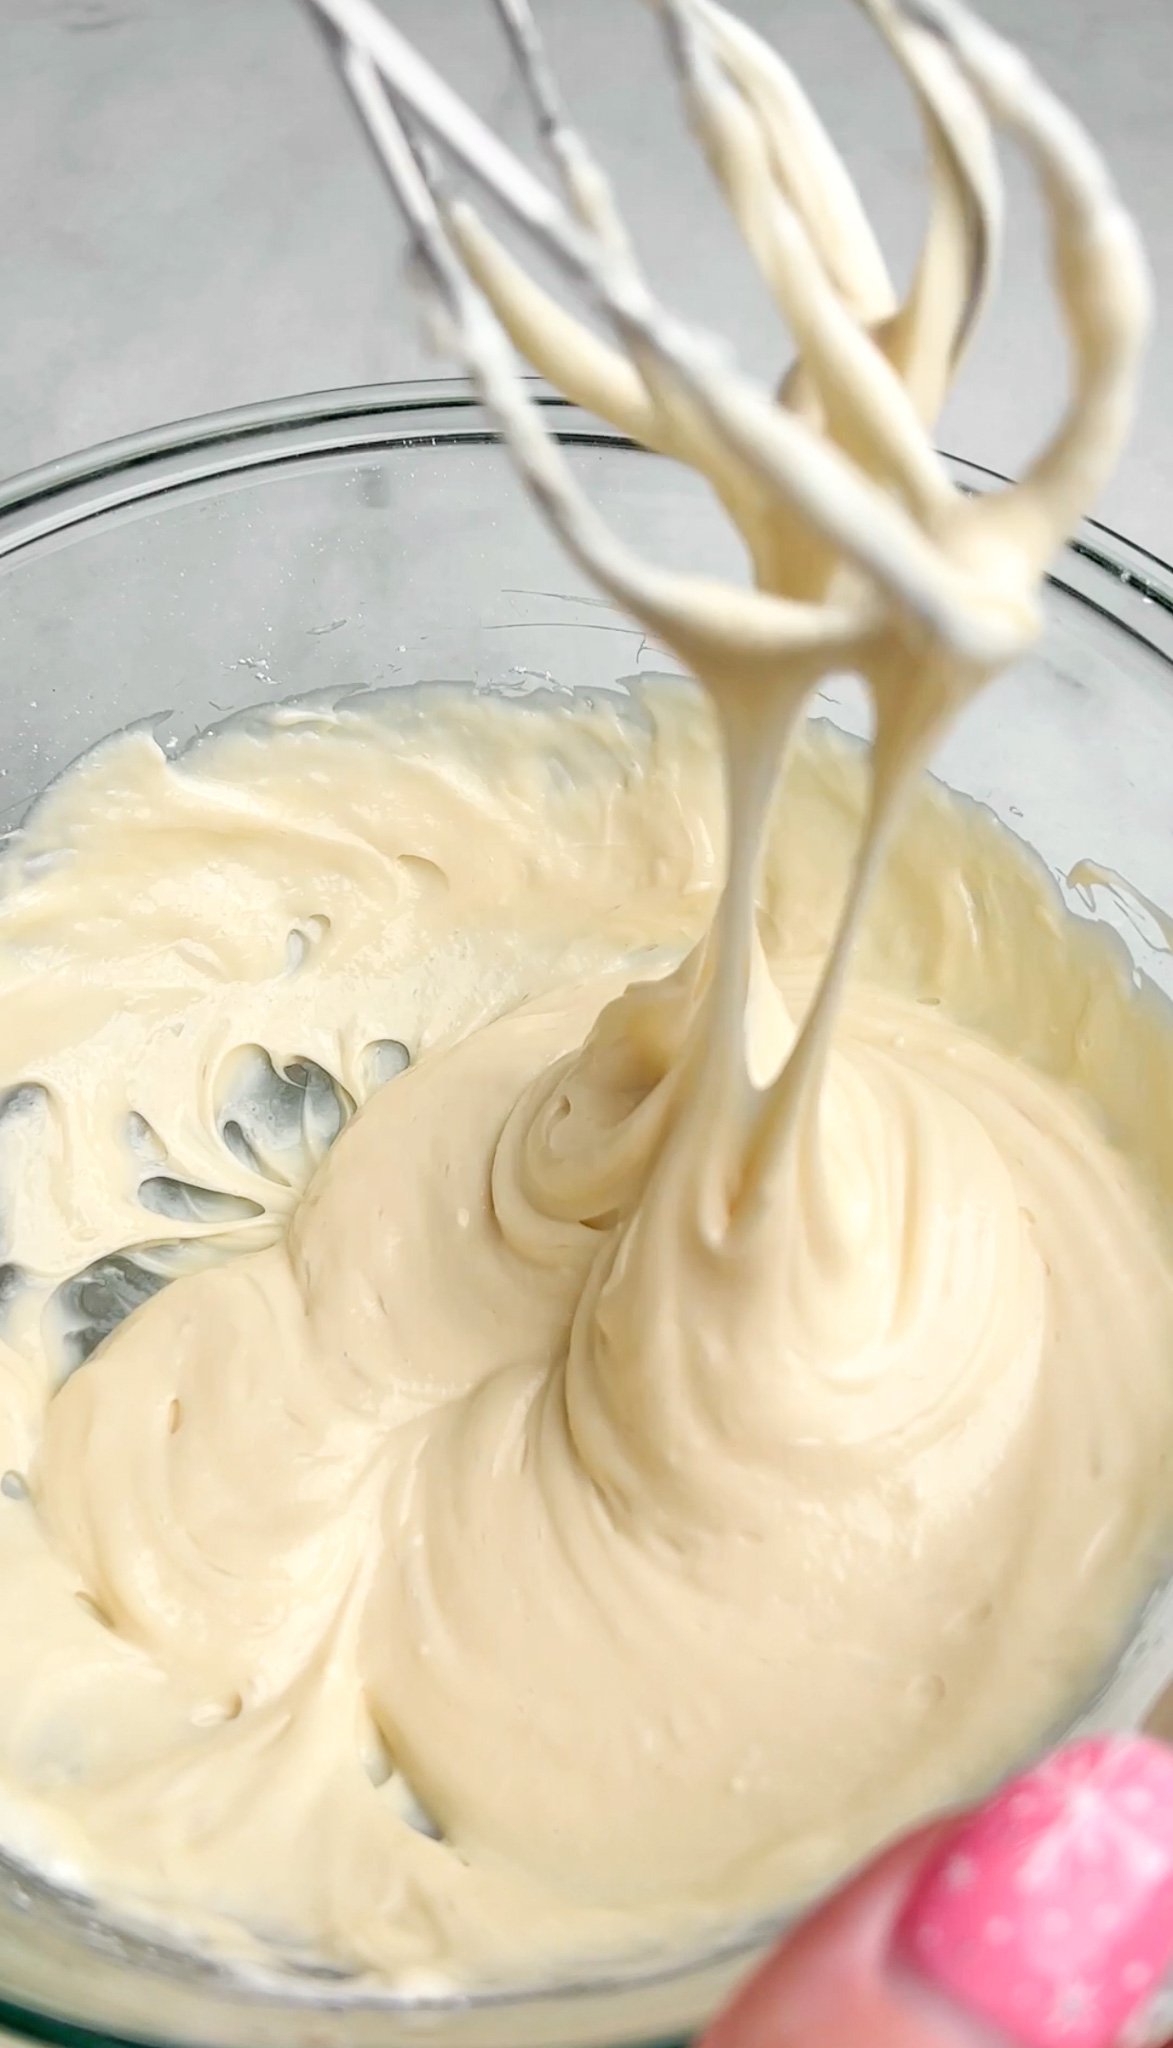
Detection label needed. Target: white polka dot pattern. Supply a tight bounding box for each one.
[895,1739,1173,2048]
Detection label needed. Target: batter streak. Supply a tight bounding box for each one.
[0,0,1170,1998]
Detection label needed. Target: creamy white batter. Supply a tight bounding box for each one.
[0,683,1168,1985]
[0,0,1170,1999]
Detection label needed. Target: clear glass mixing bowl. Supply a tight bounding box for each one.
[0,380,1172,2048]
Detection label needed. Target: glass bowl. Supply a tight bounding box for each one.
[0,379,1172,2048]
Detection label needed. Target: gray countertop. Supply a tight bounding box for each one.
[3,0,1171,556]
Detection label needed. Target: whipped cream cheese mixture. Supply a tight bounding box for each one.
[0,0,1171,1994]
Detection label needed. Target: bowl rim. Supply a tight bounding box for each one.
[0,378,1170,2048]
[0,377,1171,676]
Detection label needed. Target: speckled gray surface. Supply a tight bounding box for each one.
[3,0,1172,555]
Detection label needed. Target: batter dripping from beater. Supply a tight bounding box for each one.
[0,0,1170,1993]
